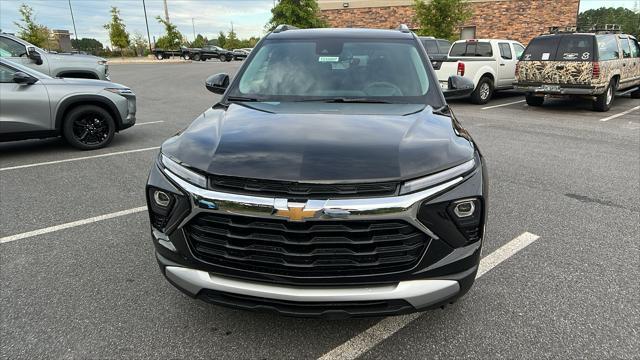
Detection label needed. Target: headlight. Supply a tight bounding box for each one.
[161,154,207,188]
[399,159,475,195]
[98,60,108,65]
[105,87,133,96]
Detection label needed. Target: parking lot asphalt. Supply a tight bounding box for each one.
[1,61,639,359]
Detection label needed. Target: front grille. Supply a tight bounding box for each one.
[185,213,429,278]
[209,176,398,198]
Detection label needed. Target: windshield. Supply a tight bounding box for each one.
[227,38,441,105]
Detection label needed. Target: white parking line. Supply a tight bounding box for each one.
[0,206,148,244]
[481,100,525,110]
[599,105,640,122]
[0,146,160,171]
[136,121,165,126]
[317,231,541,360]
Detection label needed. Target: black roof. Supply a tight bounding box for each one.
[266,28,415,40]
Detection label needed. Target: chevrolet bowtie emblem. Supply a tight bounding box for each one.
[274,202,318,222]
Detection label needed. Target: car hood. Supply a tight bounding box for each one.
[40,77,125,88]
[161,103,475,183]
[46,52,105,64]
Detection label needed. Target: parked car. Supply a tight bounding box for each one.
[0,58,136,150]
[232,48,252,60]
[152,47,188,60]
[146,25,486,318]
[435,39,525,104]
[515,31,640,111]
[418,36,451,69]
[0,32,109,80]
[184,45,234,62]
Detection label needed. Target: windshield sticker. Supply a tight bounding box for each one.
[524,53,531,60]
[563,53,578,60]
[318,56,339,62]
[581,52,590,60]
[541,53,550,60]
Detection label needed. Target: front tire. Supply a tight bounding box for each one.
[155,53,164,60]
[62,105,115,150]
[593,78,616,112]
[470,77,493,104]
[193,53,201,61]
[183,53,190,60]
[219,54,227,62]
[525,94,545,106]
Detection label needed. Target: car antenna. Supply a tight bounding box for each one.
[273,24,299,33]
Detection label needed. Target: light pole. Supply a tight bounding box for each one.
[143,0,152,53]
[192,18,196,41]
[68,0,78,43]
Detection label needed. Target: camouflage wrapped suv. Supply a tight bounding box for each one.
[515,32,640,111]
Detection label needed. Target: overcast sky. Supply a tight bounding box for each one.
[0,0,636,48]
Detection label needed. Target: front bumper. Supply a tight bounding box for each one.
[147,153,487,317]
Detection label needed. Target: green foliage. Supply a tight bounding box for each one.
[413,0,471,41]
[578,7,640,38]
[130,32,148,56]
[104,6,130,55]
[14,4,49,47]
[191,34,207,48]
[71,38,104,54]
[266,0,328,31]
[217,31,227,48]
[155,16,183,49]
[226,30,240,49]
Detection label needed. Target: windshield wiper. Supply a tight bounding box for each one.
[225,96,260,102]
[297,98,393,104]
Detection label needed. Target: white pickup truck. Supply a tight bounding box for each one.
[435,39,525,104]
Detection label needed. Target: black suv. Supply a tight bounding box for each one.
[146,25,486,318]
[419,36,451,70]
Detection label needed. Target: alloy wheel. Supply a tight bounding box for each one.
[72,114,110,146]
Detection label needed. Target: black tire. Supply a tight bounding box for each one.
[183,53,190,60]
[219,54,227,62]
[193,53,201,61]
[62,105,115,150]
[226,56,233,62]
[525,94,545,106]
[593,78,616,112]
[470,77,493,104]
[155,53,164,60]
[200,57,206,62]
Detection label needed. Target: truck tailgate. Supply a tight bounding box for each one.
[517,61,593,85]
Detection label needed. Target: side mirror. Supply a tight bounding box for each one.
[205,73,229,94]
[442,75,474,100]
[27,47,43,65]
[13,71,37,85]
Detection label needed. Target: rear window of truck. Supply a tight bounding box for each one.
[449,41,493,57]
[522,35,595,61]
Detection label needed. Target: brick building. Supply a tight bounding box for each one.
[318,0,580,45]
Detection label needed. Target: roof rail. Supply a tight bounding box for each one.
[548,26,577,34]
[587,24,622,34]
[273,24,299,33]
[397,24,411,33]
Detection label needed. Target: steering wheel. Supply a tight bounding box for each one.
[363,82,403,96]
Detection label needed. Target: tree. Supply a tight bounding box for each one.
[578,7,640,38]
[155,16,182,49]
[14,4,49,48]
[71,38,104,54]
[226,30,240,49]
[217,31,227,48]
[104,6,130,56]
[130,32,148,56]
[266,0,328,31]
[191,34,207,48]
[413,0,472,40]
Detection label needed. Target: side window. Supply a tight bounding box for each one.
[620,37,632,58]
[476,42,493,57]
[596,35,620,61]
[0,64,17,83]
[0,37,27,57]
[499,43,512,60]
[421,40,438,54]
[513,43,525,60]
[437,40,451,54]
[631,39,640,58]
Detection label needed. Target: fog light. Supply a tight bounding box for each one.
[153,190,171,207]
[453,200,475,218]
